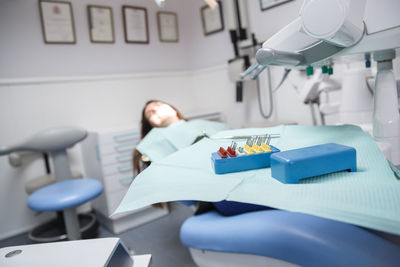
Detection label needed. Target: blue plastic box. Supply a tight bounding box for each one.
[270,143,357,184]
[211,145,280,174]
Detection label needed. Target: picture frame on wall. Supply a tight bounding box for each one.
[201,1,224,36]
[39,0,76,44]
[87,5,115,43]
[260,0,294,11]
[157,12,179,43]
[122,6,149,44]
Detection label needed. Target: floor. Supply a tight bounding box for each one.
[0,202,197,267]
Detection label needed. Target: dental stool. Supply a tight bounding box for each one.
[180,209,400,267]
[0,127,103,242]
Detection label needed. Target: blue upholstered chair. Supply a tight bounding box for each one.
[0,127,103,241]
[180,202,400,267]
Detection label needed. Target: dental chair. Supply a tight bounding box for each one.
[179,0,400,264]
[180,202,400,267]
[0,127,103,242]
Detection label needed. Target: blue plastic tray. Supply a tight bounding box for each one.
[211,145,280,174]
[270,143,357,184]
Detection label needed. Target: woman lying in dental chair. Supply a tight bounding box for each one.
[132,99,271,216]
[130,100,400,267]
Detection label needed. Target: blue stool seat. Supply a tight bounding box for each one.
[28,178,103,211]
[180,210,400,267]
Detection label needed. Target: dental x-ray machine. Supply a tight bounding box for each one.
[242,0,400,166]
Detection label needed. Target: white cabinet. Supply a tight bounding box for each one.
[81,127,169,234]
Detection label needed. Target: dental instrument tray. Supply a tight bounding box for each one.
[270,143,357,184]
[211,141,280,175]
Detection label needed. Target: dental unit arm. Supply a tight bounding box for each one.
[242,0,400,165]
[242,0,400,77]
[300,67,342,125]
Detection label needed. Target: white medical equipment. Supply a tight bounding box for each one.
[339,66,374,125]
[300,67,341,125]
[299,60,375,129]
[80,127,170,234]
[242,0,400,165]
[0,237,151,267]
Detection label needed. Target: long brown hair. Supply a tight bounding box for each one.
[133,100,186,175]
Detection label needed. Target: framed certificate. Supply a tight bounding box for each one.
[157,12,179,43]
[122,6,149,44]
[201,1,224,36]
[39,0,76,44]
[87,5,115,43]
[260,0,294,11]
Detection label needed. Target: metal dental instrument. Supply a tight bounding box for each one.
[250,137,257,146]
[246,138,253,146]
[231,141,237,150]
[212,134,280,140]
[256,137,261,146]
[257,136,266,146]
[266,135,272,145]
[254,137,259,145]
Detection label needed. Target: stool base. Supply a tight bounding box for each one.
[28,213,98,243]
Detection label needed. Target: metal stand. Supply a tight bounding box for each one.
[28,213,98,243]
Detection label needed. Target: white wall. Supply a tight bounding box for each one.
[247,0,302,42]
[0,0,233,78]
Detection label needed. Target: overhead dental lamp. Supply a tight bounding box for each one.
[242,0,400,165]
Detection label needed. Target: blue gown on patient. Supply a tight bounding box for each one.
[135,119,269,216]
[136,119,228,162]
